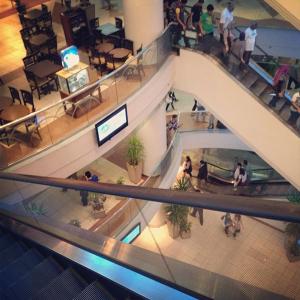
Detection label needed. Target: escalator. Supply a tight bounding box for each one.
[173,39,300,189]
[0,225,138,300]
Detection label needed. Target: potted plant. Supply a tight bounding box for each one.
[165,177,191,239]
[126,135,144,184]
[284,191,300,262]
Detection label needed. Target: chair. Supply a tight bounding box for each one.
[90,18,99,30]
[105,53,123,72]
[20,89,35,112]
[8,86,22,105]
[108,35,121,48]
[115,17,123,29]
[41,36,57,57]
[22,53,37,68]
[122,39,134,53]
[42,12,52,30]
[88,48,104,71]
[23,69,56,99]
[20,27,31,41]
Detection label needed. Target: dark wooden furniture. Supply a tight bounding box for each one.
[27,60,62,79]
[96,42,114,53]
[97,23,121,37]
[0,105,30,123]
[0,97,13,111]
[29,33,49,48]
[24,9,43,21]
[8,87,22,105]
[110,48,131,59]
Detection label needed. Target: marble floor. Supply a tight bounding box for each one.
[134,209,300,299]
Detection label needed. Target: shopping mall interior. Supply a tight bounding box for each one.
[0,0,300,299]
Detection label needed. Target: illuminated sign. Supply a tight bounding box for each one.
[121,223,141,244]
[60,45,80,69]
[95,104,128,146]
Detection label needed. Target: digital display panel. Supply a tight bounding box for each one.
[60,45,80,69]
[95,104,128,146]
[121,223,141,244]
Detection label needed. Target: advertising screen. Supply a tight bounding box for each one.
[95,104,128,146]
[60,45,80,69]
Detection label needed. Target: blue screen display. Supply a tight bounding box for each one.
[60,45,80,69]
[121,223,141,244]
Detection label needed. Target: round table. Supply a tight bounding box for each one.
[0,105,30,123]
[96,43,114,53]
[0,97,13,111]
[110,48,131,59]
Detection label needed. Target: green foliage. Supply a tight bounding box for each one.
[287,191,300,205]
[26,202,47,216]
[116,176,125,185]
[69,219,81,228]
[165,178,191,234]
[127,136,144,166]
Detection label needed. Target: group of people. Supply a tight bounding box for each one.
[233,160,249,191]
[221,213,243,237]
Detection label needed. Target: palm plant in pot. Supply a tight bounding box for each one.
[285,191,300,262]
[126,135,144,184]
[165,177,191,239]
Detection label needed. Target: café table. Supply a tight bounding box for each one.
[0,105,30,123]
[97,23,120,36]
[29,33,49,47]
[110,48,131,59]
[24,9,43,21]
[96,42,114,53]
[27,60,62,79]
[0,97,13,111]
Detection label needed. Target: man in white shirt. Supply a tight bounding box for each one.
[288,91,300,125]
[219,1,234,51]
[244,22,258,64]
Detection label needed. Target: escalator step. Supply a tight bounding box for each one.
[279,105,291,121]
[241,71,259,88]
[0,234,14,252]
[33,268,87,300]
[0,242,27,270]
[6,257,63,300]
[73,281,115,300]
[251,80,269,97]
[0,248,44,287]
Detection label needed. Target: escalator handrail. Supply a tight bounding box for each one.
[0,171,299,222]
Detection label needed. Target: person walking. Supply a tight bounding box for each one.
[190,205,204,225]
[244,22,258,65]
[166,91,175,111]
[233,162,241,182]
[233,167,247,191]
[197,160,208,193]
[191,0,204,42]
[166,114,180,145]
[233,214,243,237]
[183,156,193,177]
[80,175,89,206]
[170,0,190,47]
[219,1,235,54]
[288,91,300,125]
[221,212,233,236]
[269,65,289,108]
[243,159,251,183]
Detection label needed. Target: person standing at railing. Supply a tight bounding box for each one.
[170,0,190,47]
[183,155,193,177]
[288,91,300,125]
[219,1,235,54]
[191,0,204,42]
[269,65,289,108]
[233,167,247,191]
[166,114,180,145]
[244,22,258,65]
[200,4,215,53]
[196,160,208,193]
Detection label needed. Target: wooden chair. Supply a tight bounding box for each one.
[115,17,123,29]
[41,3,48,13]
[122,39,134,53]
[105,53,123,72]
[107,35,121,48]
[22,53,37,68]
[20,89,35,112]
[8,86,23,105]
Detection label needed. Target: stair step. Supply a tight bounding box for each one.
[235,68,250,81]
[279,105,291,121]
[251,80,269,97]
[0,242,27,269]
[241,71,259,88]
[0,234,14,252]
[0,249,44,287]
[33,268,87,300]
[73,281,114,300]
[6,257,63,300]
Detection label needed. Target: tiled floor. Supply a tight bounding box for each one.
[134,210,300,299]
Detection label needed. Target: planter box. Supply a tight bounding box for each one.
[127,162,143,184]
[167,220,180,239]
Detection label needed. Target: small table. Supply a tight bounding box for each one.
[27,60,62,79]
[0,97,13,111]
[24,9,43,20]
[96,42,114,53]
[29,33,49,47]
[0,105,30,123]
[97,23,120,36]
[110,48,131,59]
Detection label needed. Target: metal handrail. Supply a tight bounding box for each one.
[0,171,299,222]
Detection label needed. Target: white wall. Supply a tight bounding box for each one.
[174,50,300,190]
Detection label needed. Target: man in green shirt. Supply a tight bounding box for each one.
[200,4,215,36]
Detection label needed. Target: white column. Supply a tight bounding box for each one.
[123,0,164,52]
[138,102,167,176]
